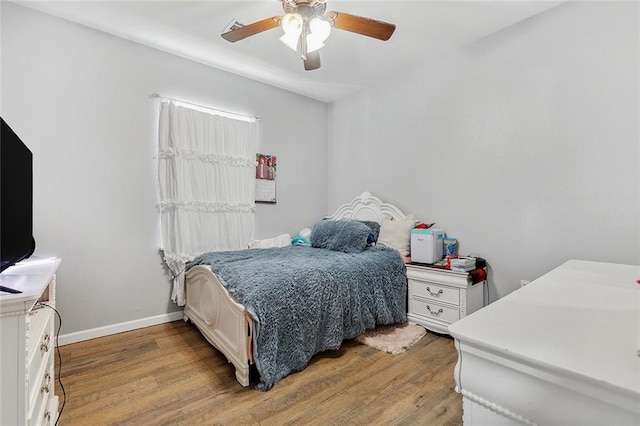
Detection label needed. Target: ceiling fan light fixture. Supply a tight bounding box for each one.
[279,32,300,51]
[221,1,396,71]
[309,16,331,42]
[305,34,325,53]
[280,12,303,51]
[281,13,303,35]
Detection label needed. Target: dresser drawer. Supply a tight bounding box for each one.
[410,298,459,324]
[26,307,53,367]
[409,279,460,306]
[28,374,51,426]
[44,396,59,426]
[28,351,53,421]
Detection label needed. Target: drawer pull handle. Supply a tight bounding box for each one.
[426,305,444,316]
[426,287,444,297]
[42,371,52,394]
[41,333,51,352]
[44,410,51,425]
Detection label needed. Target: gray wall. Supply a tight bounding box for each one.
[1,3,327,334]
[328,1,639,299]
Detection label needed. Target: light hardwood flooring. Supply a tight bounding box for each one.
[55,320,462,425]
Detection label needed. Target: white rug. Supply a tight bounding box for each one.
[355,323,427,355]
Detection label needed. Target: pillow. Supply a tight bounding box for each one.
[377,215,415,256]
[298,228,312,240]
[358,220,381,245]
[248,233,292,249]
[310,219,370,253]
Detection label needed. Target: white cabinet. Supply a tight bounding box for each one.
[1,258,61,426]
[406,263,484,335]
[448,260,640,425]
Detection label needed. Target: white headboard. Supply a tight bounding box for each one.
[325,192,408,222]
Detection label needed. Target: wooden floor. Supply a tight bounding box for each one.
[55,321,462,425]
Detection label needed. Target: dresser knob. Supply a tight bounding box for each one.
[426,305,444,316]
[41,384,50,393]
[426,287,444,297]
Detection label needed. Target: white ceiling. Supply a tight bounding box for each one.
[15,0,564,103]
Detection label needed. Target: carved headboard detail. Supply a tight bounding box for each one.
[325,192,408,222]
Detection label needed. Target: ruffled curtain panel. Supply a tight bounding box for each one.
[157,100,257,305]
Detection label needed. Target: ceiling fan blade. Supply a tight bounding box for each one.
[327,11,396,41]
[304,51,321,71]
[221,16,281,42]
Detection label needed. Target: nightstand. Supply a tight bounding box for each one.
[406,263,485,335]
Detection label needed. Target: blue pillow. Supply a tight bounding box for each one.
[311,219,371,253]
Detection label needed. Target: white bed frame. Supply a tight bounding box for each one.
[183,191,408,386]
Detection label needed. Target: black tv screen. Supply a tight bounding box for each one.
[1,117,36,272]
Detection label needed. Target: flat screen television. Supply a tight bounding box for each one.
[1,117,36,272]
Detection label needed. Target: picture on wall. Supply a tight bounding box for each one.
[255,153,276,203]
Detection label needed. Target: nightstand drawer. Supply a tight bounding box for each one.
[409,280,460,306]
[410,299,459,324]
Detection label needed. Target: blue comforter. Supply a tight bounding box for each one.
[187,245,407,391]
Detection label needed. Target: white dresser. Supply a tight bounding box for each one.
[1,257,61,426]
[448,260,640,425]
[406,263,485,335]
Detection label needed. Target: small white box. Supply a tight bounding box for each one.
[411,228,445,263]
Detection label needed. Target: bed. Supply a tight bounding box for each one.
[182,192,415,390]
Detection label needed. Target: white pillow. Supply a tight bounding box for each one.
[248,233,292,249]
[298,228,312,240]
[377,215,415,256]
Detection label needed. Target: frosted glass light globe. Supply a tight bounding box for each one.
[309,17,331,42]
[305,35,325,53]
[280,32,300,51]
[281,13,303,35]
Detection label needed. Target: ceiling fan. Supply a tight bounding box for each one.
[221,0,396,71]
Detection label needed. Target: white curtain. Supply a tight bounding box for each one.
[157,100,258,305]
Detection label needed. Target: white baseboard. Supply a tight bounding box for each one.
[57,311,184,346]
